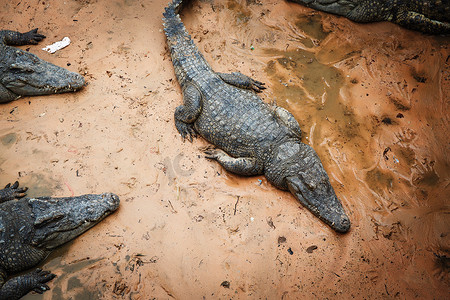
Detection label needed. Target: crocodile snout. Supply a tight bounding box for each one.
[64,72,85,91]
[104,193,120,211]
[336,215,351,233]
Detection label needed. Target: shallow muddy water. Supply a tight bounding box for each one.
[1,0,449,299]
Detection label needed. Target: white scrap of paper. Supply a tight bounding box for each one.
[42,37,71,54]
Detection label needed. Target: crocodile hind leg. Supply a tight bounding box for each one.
[204,148,264,176]
[396,11,450,34]
[0,268,56,300]
[0,181,28,203]
[0,28,45,46]
[175,83,202,142]
[217,72,266,93]
[273,106,302,139]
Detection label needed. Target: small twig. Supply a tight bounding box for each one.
[168,200,177,213]
[234,196,240,215]
[68,257,90,264]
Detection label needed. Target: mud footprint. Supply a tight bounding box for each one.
[395,127,417,143]
[412,158,439,187]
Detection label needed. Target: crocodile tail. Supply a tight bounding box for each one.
[164,0,184,15]
[163,0,189,42]
[163,0,211,86]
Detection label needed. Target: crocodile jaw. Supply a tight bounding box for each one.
[2,48,85,97]
[30,193,120,250]
[287,176,350,233]
[267,141,351,233]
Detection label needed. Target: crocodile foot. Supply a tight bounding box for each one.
[28,269,56,294]
[242,75,266,93]
[218,72,266,93]
[22,28,46,45]
[0,181,28,202]
[247,77,266,93]
[203,147,221,160]
[175,121,197,142]
[0,268,56,299]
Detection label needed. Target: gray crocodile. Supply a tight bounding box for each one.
[287,0,450,34]
[163,0,351,233]
[0,28,85,103]
[0,181,120,299]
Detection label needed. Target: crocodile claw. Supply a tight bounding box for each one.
[236,72,266,93]
[29,268,56,294]
[176,121,197,142]
[23,28,46,45]
[249,78,266,93]
[204,147,220,160]
[2,181,28,201]
[218,72,267,93]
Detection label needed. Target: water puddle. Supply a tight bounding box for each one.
[262,45,380,173]
[1,132,17,147]
[24,242,103,299]
[294,14,329,47]
[256,4,449,296]
[20,173,62,198]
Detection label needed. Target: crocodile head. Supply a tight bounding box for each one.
[29,193,119,250]
[269,141,350,233]
[1,48,85,98]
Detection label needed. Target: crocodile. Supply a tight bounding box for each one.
[0,181,120,299]
[0,28,85,103]
[287,0,450,34]
[163,0,351,233]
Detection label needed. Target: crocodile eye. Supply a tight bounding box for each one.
[298,173,316,190]
[305,180,316,190]
[9,64,34,73]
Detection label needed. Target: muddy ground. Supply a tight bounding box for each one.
[1,0,449,299]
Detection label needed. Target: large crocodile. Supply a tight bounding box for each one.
[0,181,120,299]
[0,28,85,103]
[287,0,450,34]
[163,0,351,233]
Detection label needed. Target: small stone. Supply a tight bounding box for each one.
[306,245,318,253]
[278,236,286,244]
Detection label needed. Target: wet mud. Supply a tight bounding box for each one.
[0,0,449,299]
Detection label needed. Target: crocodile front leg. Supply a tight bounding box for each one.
[0,268,56,300]
[0,182,28,203]
[0,28,45,46]
[175,83,203,142]
[204,148,264,176]
[217,72,266,93]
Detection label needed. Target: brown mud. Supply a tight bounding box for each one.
[0,0,449,299]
